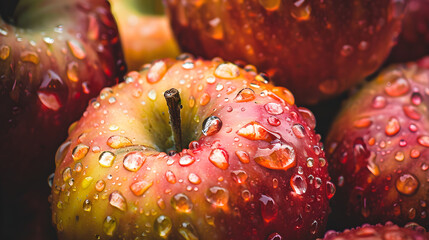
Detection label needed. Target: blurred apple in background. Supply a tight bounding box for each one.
[110,0,179,70]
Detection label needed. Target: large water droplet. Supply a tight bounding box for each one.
[234,88,255,102]
[385,117,400,136]
[326,181,336,199]
[147,60,167,83]
[171,193,193,213]
[67,62,79,82]
[107,135,132,149]
[205,186,229,207]
[231,170,248,184]
[290,174,307,195]
[178,222,199,240]
[55,141,71,166]
[109,191,127,211]
[72,144,89,161]
[123,152,146,172]
[403,105,421,120]
[254,141,296,171]
[188,173,201,185]
[154,215,172,238]
[130,180,153,196]
[235,151,250,163]
[165,170,177,184]
[290,0,311,21]
[179,154,195,166]
[103,216,117,236]
[37,70,66,111]
[209,149,229,170]
[259,194,278,223]
[99,151,116,167]
[396,173,419,196]
[237,121,280,142]
[67,40,86,59]
[385,77,410,97]
[265,102,284,115]
[20,51,39,64]
[214,63,240,79]
[417,136,429,147]
[259,0,281,11]
[0,44,10,60]
[202,116,222,136]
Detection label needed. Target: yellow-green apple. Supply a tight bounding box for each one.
[51,56,334,239]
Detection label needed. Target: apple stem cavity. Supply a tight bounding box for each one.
[164,88,183,152]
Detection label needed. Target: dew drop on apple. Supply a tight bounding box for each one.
[103,216,117,236]
[254,141,296,171]
[0,44,10,60]
[178,221,199,239]
[47,173,55,188]
[396,173,419,196]
[62,167,72,182]
[72,144,89,161]
[385,117,400,136]
[66,62,79,82]
[83,199,92,212]
[417,136,429,147]
[340,45,354,57]
[99,151,116,167]
[209,148,229,170]
[171,193,193,213]
[292,124,306,138]
[205,186,229,207]
[130,180,153,196]
[259,194,278,223]
[188,173,201,184]
[95,179,105,192]
[403,105,421,120]
[38,70,67,111]
[265,102,283,115]
[179,154,195,166]
[55,141,71,166]
[148,89,157,101]
[214,63,240,79]
[385,77,410,97]
[372,95,387,109]
[242,189,251,201]
[107,135,132,149]
[234,88,255,102]
[182,60,194,70]
[290,0,311,21]
[411,92,423,105]
[199,92,211,106]
[268,116,281,126]
[154,215,172,238]
[123,152,146,172]
[147,60,167,83]
[202,116,222,136]
[67,39,86,59]
[235,150,250,163]
[326,181,336,199]
[109,191,127,211]
[298,107,316,129]
[259,0,281,11]
[20,51,39,64]
[290,174,307,195]
[231,170,248,184]
[165,170,177,184]
[237,121,280,142]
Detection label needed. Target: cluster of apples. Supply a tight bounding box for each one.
[2,0,429,239]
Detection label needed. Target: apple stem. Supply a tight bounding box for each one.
[164,88,183,152]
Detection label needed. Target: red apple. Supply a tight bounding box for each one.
[51,57,333,239]
[164,0,405,104]
[110,0,179,70]
[320,222,429,240]
[0,0,125,239]
[326,57,429,229]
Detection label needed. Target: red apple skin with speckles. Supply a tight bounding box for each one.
[0,0,125,239]
[51,57,333,240]
[326,57,429,229]
[164,0,405,104]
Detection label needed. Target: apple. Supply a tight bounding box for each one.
[164,0,405,104]
[51,57,334,239]
[110,0,179,70]
[0,0,125,239]
[388,0,429,63]
[326,57,429,229]
[320,222,429,240]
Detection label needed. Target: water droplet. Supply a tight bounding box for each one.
[55,141,71,166]
[147,60,167,83]
[20,51,39,64]
[214,63,240,79]
[403,105,421,120]
[358,41,369,51]
[235,151,250,163]
[182,61,194,70]
[292,124,306,138]
[62,167,72,182]
[264,102,284,115]
[202,116,222,136]
[72,144,89,161]
[165,170,177,184]
[171,193,193,213]
[411,92,423,105]
[130,180,153,196]
[291,0,311,21]
[37,70,66,111]
[107,135,132,149]
[237,121,280,142]
[353,117,372,128]
[395,151,405,161]
[0,45,10,60]
[67,40,86,59]
[306,157,314,167]
[290,174,307,195]
[66,62,79,82]
[340,45,354,57]
[396,173,419,196]
[267,116,281,126]
[385,117,400,136]
[179,154,195,166]
[199,92,211,106]
[385,77,410,97]
[411,149,420,159]
[99,151,116,167]
[231,170,248,184]
[259,0,281,11]
[254,141,296,171]
[103,216,117,236]
[83,199,92,212]
[298,107,316,129]
[123,152,146,172]
[372,95,387,109]
[209,149,229,170]
[326,181,336,199]
[418,136,429,147]
[148,89,157,101]
[95,180,105,192]
[109,191,127,211]
[205,186,229,207]
[259,195,278,223]
[234,88,256,103]
[154,215,172,238]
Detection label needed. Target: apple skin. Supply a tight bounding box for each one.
[388,0,429,63]
[51,57,333,239]
[164,0,405,104]
[0,0,125,239]
[110,0,179,70]
[319,222,429,240]
[325,57,429,230]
